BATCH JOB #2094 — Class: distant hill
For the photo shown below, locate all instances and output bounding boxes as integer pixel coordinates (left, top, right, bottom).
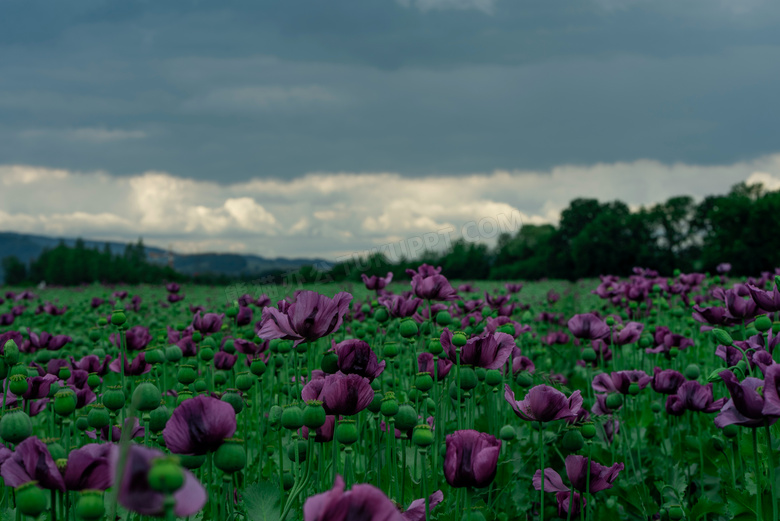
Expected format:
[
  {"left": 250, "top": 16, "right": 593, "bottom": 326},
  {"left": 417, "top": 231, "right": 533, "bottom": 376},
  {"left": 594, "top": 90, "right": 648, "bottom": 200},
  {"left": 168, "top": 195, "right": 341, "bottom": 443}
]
[{"left": 0, "top": 232, "right": 326, "bottom": 283}]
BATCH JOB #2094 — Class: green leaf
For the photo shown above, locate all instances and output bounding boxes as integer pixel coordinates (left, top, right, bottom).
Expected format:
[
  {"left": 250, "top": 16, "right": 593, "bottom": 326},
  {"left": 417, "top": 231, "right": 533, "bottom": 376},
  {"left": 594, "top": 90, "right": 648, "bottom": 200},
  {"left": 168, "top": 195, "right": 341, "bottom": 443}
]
[
  {"left": 243, "top": 481, "right": 282, "bottom": 521},
  {"left": 689, "top": 496, "right": 726, "bottom": 520}
]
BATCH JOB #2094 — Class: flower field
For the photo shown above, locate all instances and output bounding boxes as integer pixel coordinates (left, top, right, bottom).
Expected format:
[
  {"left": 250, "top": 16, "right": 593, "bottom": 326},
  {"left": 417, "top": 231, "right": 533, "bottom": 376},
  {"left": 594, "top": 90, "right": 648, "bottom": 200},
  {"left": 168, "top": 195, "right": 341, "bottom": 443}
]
[{"left": 0, "top": 265, "right": 777, "bottom": 521}]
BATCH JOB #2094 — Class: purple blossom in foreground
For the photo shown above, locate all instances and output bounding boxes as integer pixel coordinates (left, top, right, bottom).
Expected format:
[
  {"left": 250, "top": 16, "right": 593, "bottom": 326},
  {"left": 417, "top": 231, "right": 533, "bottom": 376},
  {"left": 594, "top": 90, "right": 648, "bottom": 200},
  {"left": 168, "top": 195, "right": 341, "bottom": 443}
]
[
  {"left": 257, "top": 291, "right": 352, "bottom": 346},
  {"left": 505, "top": 384, "right": 583, "bottom": 423},
  {"left": 163, "top": 395, "right": 237, "bottom": 455},
  {"left": 444, "top": 430, "right": 501, "bottom": 488}
]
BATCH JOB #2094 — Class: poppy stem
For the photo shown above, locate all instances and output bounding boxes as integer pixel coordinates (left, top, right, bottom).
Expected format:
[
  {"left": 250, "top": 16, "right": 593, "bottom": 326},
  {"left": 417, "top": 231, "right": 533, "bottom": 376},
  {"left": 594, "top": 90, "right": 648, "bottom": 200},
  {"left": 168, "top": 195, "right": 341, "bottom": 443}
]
[
  {"left": 764, "top": 421, "right": 777, "bottom": 521},
  {"left": 539, "top": 421, "right": 545, "bottom": 521},
  {"left": 421, "top": 448, "right": 430, "bottom": 521},
  {"left": 753, "top": 427, "right": 763, "bottom": 521}
]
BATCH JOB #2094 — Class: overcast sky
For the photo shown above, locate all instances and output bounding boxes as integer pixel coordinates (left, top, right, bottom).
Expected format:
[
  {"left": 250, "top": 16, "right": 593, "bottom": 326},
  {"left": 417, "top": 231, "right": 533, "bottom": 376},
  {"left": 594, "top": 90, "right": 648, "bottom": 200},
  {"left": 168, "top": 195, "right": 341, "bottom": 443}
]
[{"left": 2, "top": 0, "right": 780, "bottom": 258}]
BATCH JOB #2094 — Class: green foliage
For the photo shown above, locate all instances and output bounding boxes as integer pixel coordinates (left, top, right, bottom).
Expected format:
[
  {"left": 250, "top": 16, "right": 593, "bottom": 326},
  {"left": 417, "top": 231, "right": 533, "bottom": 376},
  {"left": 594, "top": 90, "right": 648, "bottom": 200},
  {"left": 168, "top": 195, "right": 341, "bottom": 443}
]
[{"left": 242, "top": 481, "right": 282, "bottom": 521}]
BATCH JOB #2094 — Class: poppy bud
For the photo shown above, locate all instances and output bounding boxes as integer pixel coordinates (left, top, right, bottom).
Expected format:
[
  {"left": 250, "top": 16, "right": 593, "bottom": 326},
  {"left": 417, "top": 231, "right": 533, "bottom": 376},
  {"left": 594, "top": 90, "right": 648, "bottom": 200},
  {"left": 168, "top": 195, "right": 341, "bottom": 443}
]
[
  {"left": 102, "top": 386, "right": 126, "bottom": 411},
  {"left": 0, "top": 408, "right": 32, "bottom": 443},
  {"left": 561, "top": 429, "right": 584, "bottom": 452},
  {"left": 712, "top": 329, "right": 733, "bottom": 346},
  {"left": 452, "top": 331, "right": 468, "bottom": 347},
  {"left": 395, "top": 404, "right": 418, "bottom": 431},
  {"left": 303, "top": 401, "right": 326, "bottom": 429},
  {"left": 111, "top": 310, "right": 126, "bottom": 326},
  {"left": 582, "top": 348, "right": 597, "bottom": 363},
  {"left": 75, "top": 490, "right": 105, "bottom": 521},
  {"left": 383, "top": 342, "right": 399, "bottom": 359},
  {"left": 177, "top": 365, "right": 197, "bottom": 385},
  {"left": 413, "top": 424, "right": 434, "bottom": 447},
  {"left": 148, "top": 457, "right": 185, "bottom": 494},
  {"left": 651, "top": 402, "right": 662, "bottom": 413},
  {"left": 191, "top": 331, "right": 203, "bottom": 343},
  {"left": 283, "top": 472, "right": 294, "bottom": 490},
  {"left": 226, "top": 306, "right": 239, "bottom": 319},
  {"left": 16, "top": 482, "right": 47, "bottom": 518},
  {"left": 216, "top": 439, "right": 247, "bottom": 473},
  {"left": 436, "top": 311, "right": 452, "bottom": 326},
  {"left": 199, "top": 347, "right": 214, "bottom": 362},
  {"left": 499, "top": 425, "right": 516, "bottom": 441},
  {"left": 149, "top": 404, "right": 170, "bottom": 433},
  {"left": 605, "top": 316, "right": 615, "bottom": 327},
  {"left": 221, "top": 390, "right": 244, "bottom": 414},
  {"left": 485, "top": 369, "right": 502, "bottom": 387},
  {"left": 628, "top": 382, "right": 640, "bottom": 396},
  {"left": 321, "top": 351, "right": 339, "bottom": 374},
  {"left": 286, "top": 440, "right": 308, "bottom": 463},
  {"left": 336, "top": 419, "right": 358, "bottom": 445},
  {"left": 710, "top": 436, "right": 725, "bottom": 452},
  {"left": 76, "top": 414, "right": 89, "bottom": 431},
  {"left": 416, "top": 372, "right": 434, "bottom": 392},
  {"left": 668, "top": 506, "right": 684, "bottom": 520},
  {"left": 87, "top": 373, "right": 101, "bottom": 389},
  {"left": 684, "top": 364, "right": 700, "bottom": 380},
  {"left": 458, "top": 366, "right": 478, "bottom": 391},
  {"left": 399, "top": 319, "right": 419, "bottom": 339},
  {"left": 54, "top": 390, "right": 77, "bottom": 416},
  {"left": 133, "top": 382, "right": 162, "bottom": 412},
  {"left": 427, "top": 339, "right": 443, "bottom": 356},
  {"left": 722, "top": 424, "right": 739, "bottom": 438},
  {"left": 669, "top": 347, "right": 679, "bottom": 358},
  {"left": 736, "top": 360, "right": 747, "bottom": 373},
  {"left": 515, "top": 372, "right": 533, "bottom": 388},
  {"left": 180, "top": 454, "right": 206, "bottom": 470},
  {"left": 281, "top": 405, "right": 304, "bottom": 430},
  {"left": 375, "top": 308, "right": 389, "bottom": 323},
  {"left": 87, "top": 404, "right": 111, "bottom": 429},
  {"left": 381, "top": 393, "right": 399, "bottom": 417},
  {"left": 580, "top": 422, "right": 597, "bottom": 439},
  {"left": 606, "top": 393, "right": 623, "bottom": 409},
  {"left": 250, "top": 358, "right": 267, "bottom": 377},
  {"left": 9, "top": 374, "right": 28, "bottom": 396},
  {"left": 235, "top": 372, "right": 253, "bottom": 392}
]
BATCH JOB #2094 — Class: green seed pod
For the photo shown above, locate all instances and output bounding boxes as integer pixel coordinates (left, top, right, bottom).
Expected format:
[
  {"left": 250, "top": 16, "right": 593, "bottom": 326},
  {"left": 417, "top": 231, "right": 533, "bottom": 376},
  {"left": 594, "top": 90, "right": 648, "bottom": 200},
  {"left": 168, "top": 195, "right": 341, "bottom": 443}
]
[
  {"left": 226, "top": 306, "right": 239, "bottom": 319},
  {"left": 192, "top": 332, "right": 203, "bottom": 343},
  {"left": 213, "top": 372, "right": 227, "bottom": 386},
  {"left": 485, "top": 369, "right": 502, "bottom": 387},
  {"left": 582, "top": 348, "right": 597, "bottom": 363},
  {"left": 15, "top": 482, "right": 47, "bottom": 518},
  {"left": 475, "top": 368, "right": 486, "bottom": 382},
  {"left": 75, "top": 490, "right": 105, "bottom": 521},
  {"left": 499, "top": 425, "right": 516, "bottom": 441},
  {"left": 452, "top": 331, "right": 468, "bottom": 347},
  {"left": 412, "top": 424, "right": 434, "bottom": 447},
  {"left": 606, "top": 393, "right": 623, "bottom": 410},
  {"left": 88, "top": 329, "right": 102, "bottom": 343},
  {"left": 87, "top": 405, "right": 111, "bottom": 429},
  {"left": 149, "top": 404, "right": 171, "bottom": 433},
  {"left": 46, "top": 440, "right": 66, "bottom": 461},
  {"left": 303, "top": 401, "right": 326, "bottom": 429},
  {"left": 235, "top": 372, "right": 254, "bottom": 392},
  {"left": 395, "top": 404, "right": 418, "bottom": 431},
  {"left": 145, "top": 348, "right": 165, "bottom": 365},
  {"left": 416, "top": 372, "right": 434, "bottom": 392},
  {"left": 54, "top": 390, "right": 77, "bottom": 417},
  {"left": 215, "top": 439, "right": 247, "bottom": 473},
  {"left": 496, "top": 324, "right": 515, "bottom": 336},
  {"left": 436, "top": 311, "right": 452, "bottom": 326},
  {"left": 368, "top": 392, "right": 383, "bottom": 414},
  {"left": 335, "top": 419, "right": 358, "bottom": 445},
  {"left": 580, "top": 423, "right": 597, "bottom": 439},
  {"left": 199, "top": 347, "right": 214, "bottom": 362},
  {"left": 86, "top": 373, "right": 101, "bottom": 389},
  {"left": 133, "top": 382, "right": 162, "bottom": 412},
  {"left": 383, "top": 342, "right": 399, "bottom": 359},
  {"left": 628, "top": 382, "right": 640, "bottom": 396},
  {"left": 102, "top": 386, "right": 126, "bottom": 411},
  {"left": 458, "top": 366, "right": 478, "bottom": 391},
  {"left": 0, "top": 408, "right": 32, "bottom": 444},
  {"left": 250, "top": 358, "right": 267, "bottom": 377},
  {"left": 9, "top": 374, "right": 28, "bottom": 396},
  {"left": 427, "top": 339, "right": 443, "bottom": 356},
  {"left": 283, "top": 472, "right": 294, "bottom": 491},
  {"left": 179, "top": 453, "right": 207, "bottom": 470},
  {"left": 668, "top": 506, "right": 684, "bottom": 520},
  {"left": 58, "top": 367, "right": 71, "bottom": 381},
  {"left": 165, "top": 345, "right": 183, "bottom": 363},
  {"left": 561, "top": 429, "right": 584, "bottom": 452},
  {"left": 281, "top": 405, "right": 304, "bottom": 430},
  {"left": 221, "top": 390, "right": 244, "bottom": 414},
  {"left": 669, "top": 347, "right": 679, "bottom": 358},
  {"left": 515, "top": 372, "right": 533, "bottom": 388},
  {"left": 176, "top": 390, "right": 193, "bottom": 406},
  {"left": 193, "top": 379, "right": 208, "bottom": 393},
  {"left": 9, "top": 364, "right": 27, "bottom": 377},
  {"left": 277, "top": 341, "right": 292, "bottom": 354},
  {"left": 4, "top": 341, "right": 19, "bottom": 365},
  {"left": 375, "top": 307, "right": 389, "bottom": 323},
  {"left": 684, "top": 364, "right": 700, "bottom": 380},
  {"left": 148, "top": 457, "right": 185, "bottom": 493},
  {"left": 712, "top": 328, "right": 733, "bottom": 346},
  {"left": 321, "top": 351, "right": 339, "bottom": 374},
  {"left": 380, "top": 393, "right": 399, "bottom": 417},
  {"left": 399, "top": 319, "right": 418, "bottom": 338},
  {"left": 723, "top": 424, "right": 739, "bottom": 438},
  {"left": 651, "top": 402, "right": 662, "bottom": 413},
  {"left": 110, "top": 310, "right": 127, "bottom": 326},
  {"left": 286, "top": 440, "right": 308, "bottom": 463}
]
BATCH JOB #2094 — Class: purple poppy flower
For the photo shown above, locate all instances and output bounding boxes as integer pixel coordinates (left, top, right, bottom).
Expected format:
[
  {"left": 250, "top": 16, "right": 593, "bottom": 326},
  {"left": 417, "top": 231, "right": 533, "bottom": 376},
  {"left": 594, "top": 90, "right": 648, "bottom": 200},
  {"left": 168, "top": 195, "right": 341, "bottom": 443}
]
[
  {"left": 0, "top": 313, "right": 14, "bottom": 326},
  {"left": 541, "top": 332, "right": 571, "bottom": 346},
  {"left": 612, "top": 322, "right": 644, "bottom": 345},
  {"left": 651, "top": 368, "right": 686, "bottom": 395},
  {"left": 362, "top": 272, "right": 393, "bottom": 291},
  {"left": 406, "top": 264, "right": 442, "bottom": 278},
  {"left": 303, "top": 475, "right": 404, "bottom": 521},
  {"left": 533, "top": 455, "right": 624, "bottom": 495},
  {"left": 510, "top": 347, "right": 535, "bottom": 375},
  {"left": 116, "top": 444, "right": 206, "bottom": 517},
  {"left": 64, "top": 443, "right": 115, "bottom": 491},
  {"left": 401, "top": 491, "right": 444, "bottom": 521},
  {"left": 91, "top": 297, "right": 105, "bottom": 308},
  {"left": 109, "top": 353, "right": 151, "bottom": 376},
  {"left": 166, "top": 282, "right": 181, "bottom": 293},
  {"left": 444, "top": 430, "right": 501, "bottom": 488},
  {"left": 257, "top": 291, "right": 352, "bottom": 346},
  {"left": 26, "top": 329, "right": 72, "bottom": 352},
  {"left": 666, "top": 381, "right": 726, "bottom": 416},
  {"left": 761, "top": 364, "right": 780, "bottom": 418},
  {"left": 71, "top": 354, "right": 112, "bottom": 375},
  {"left": 592, "top": 370, "right": 652, "bottom": 395},
  {"left": 23, "top": 374, "right": 58, "bottom": 400},
  {"left": 417, "top": 352, "right": 453, "bottom": 380},
  {"left": 236, "top": 305, "right": 253, "bottom": 327},
  {"left": 717, "top": 263, "right": 732, "bottom": 274},
  {"left": 409, "top": 272, "right": 457, "bottom": 302},
  {"left": 302, "top": 415, "right": 336, "bottom": 443},
  {"left": 458, "top": 283, "right": 478, "bottom": 293},
  {"left": 234, "top": 338, "right": 269, "bottom": 358},
  {"left": 163, "top": 395, "right": 237, "bottom": 455},
  {"left": 724, "top": 288, "right": 758, "bottom": 320},
  {"left": 1, "top": 436, "right": 65, "bottom": 491},
  {"left": 378, "top": 294, "right": 421, "bottom": 319},
  {"left": 714, "top": 370, "right": 776, "bottom": 428},
  {"left": 567, "top": 314, "right": 610, "bottom": 341},
  {"left": 591, "top": 393, "right": 621, "bottom": 416},
  {"left": 505, "top": 283, "right": 523, "bottom": 294},
  {"left": 301, "top": 372, "right": 374, "bottom": 416},
  {"left": 504, "top": 384, "right": 583, "bottom": 423},
  {"left": 213, "top": 351, "right": 237, "bottom": 370},
  {"left": 333, "top": 339, "right": 385, "bottom": 381},
  {"left": 113, "top": 291, "right": 128, "bottom": 300},
  {"left": 87, "top": 417, "right": 145, "bottom": 443},
  {"left": 440, "top": 329, "right": 514, "bottom": 369},
  {"left": 167, "top": 293, "right": 185, "bottom": 303},
  {"left": 486, "top": 316, "right": 531, "bottom": 339},
  {"left": 547, "top": 290, "right": 561, "bottom": 304},
  {"left": 110, "top": 326, "right": 152, "bottom": 351},
  {"left": 192, "top": 311, "right": 224, "bottom": 335}
]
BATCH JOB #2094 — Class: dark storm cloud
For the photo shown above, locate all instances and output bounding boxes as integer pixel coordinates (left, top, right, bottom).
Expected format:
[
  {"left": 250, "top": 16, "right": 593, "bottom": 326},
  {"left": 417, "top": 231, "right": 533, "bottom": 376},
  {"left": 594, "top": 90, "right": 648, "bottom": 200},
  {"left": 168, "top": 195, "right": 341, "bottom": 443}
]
[{"left": 1, "top": 0, "right": 779, "bottom": 182}]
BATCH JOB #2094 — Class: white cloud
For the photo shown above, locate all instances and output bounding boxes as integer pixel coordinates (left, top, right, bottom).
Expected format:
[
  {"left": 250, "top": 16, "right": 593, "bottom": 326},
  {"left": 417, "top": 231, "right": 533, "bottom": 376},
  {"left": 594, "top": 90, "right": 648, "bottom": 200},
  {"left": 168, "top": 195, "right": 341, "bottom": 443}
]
[
  {"left": 19, "top": 127, "right": 147, "bottom": 142},
  {"left": 397, "top": 0, "right": 497, "bottom": 14},
  {"left": 182, "top": 86, "right": 339, "bottom": 113},
  {"left": 2, "top": 153, "right": 780, "bottom": 258}
]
